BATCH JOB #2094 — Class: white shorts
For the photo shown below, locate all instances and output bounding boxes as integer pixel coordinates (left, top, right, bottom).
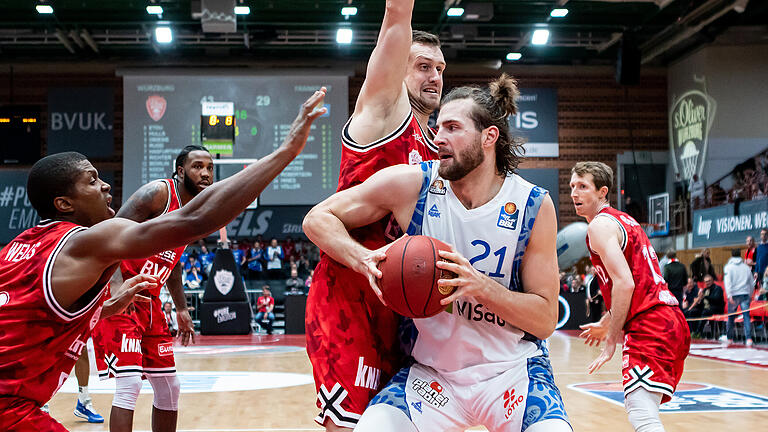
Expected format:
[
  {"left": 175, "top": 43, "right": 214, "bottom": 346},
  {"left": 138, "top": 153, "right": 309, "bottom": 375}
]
[{"left": 368, "top": 355, "right": 570, "bottom": 432}]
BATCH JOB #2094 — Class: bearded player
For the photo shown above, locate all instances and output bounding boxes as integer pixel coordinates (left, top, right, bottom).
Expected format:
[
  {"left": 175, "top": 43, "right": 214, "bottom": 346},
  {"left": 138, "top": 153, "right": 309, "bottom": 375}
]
[
  {"left": 304, "top": 0, "right": 444, "bottom": 430},
  {"left": 91, "top": 145, "right": 211, "bottom": 431},
  {"left": 571, "top": 161, "right": 690, "bottom": 432},
  {"left": 0, "top": 88, "right": 325, "bottom": 431}
]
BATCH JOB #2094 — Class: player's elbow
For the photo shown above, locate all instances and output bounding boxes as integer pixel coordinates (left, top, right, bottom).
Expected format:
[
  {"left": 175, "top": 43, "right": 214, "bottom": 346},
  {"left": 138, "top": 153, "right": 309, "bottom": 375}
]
[{"left": 302, "top": 207, "right": 324, "bottom": 245}]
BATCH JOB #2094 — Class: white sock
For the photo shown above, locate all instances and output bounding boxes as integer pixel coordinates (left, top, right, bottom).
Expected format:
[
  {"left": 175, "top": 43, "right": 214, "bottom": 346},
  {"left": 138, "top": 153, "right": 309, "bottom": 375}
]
[{"left": 78, "top": 386, "right": 90, "bottom": 403}]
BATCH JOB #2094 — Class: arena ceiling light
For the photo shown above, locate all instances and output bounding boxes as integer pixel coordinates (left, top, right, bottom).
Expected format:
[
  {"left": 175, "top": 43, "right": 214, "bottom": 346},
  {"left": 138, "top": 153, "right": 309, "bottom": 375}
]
[
  {"left": 531, "top": 28, "right": 550, "bottom": 45},
  {"left": 146, "top": 5, "right": 163, "bottom": 15},
  {"left": 234, "top": 5, "right": 250, "bottom": 15},
  {"left": 550, "top": 8, "right": 569, "bottom": 18},
  {"left": 506, "top": 52, "right": 522, "bottom": 61},
  {"left": 447, "top": 7, "right": 464, "bottom": 17},
  {"left": 336, "top": 28, "right": 353, "bottom": 44},
  {"left": 35, "top": 2, "right": 54, "bottom": 14},
  {"left": 155, "top": 25, "right": 173, "bottom": 44},
  {"left": 341, "top": 6, "right": 357, "bottom": 17}
]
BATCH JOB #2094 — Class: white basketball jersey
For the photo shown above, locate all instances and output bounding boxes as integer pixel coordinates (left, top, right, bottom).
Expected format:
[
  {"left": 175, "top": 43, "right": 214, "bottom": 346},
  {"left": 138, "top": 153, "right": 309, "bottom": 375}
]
[{"left": 405, "top": 161, "right": 550, "bottom": 384}]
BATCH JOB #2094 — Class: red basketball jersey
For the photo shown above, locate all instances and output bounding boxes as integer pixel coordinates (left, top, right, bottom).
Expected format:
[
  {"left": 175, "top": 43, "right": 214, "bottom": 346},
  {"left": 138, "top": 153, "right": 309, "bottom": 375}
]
[
  {"left": 0, "top": 220, "right": 108, "bottom": 405},
  {"left": 338, "top": 111, "right": 438, "bottom": 249},
  {"left": 120, "top": 179, "right": 185, "bottom": 296},
  {"left": 586, "top": 206, "right": 678, "bottom": 324}
]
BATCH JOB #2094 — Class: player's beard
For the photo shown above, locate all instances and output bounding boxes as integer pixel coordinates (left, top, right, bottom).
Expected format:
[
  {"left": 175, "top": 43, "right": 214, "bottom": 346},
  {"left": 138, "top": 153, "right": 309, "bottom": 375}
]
[
  {"left": 438, "top": 138, "right": 485, "bottom": 181},
  {"left": 183, "top": 174, "right": 201, "bottom": 197},
  {"left": 407, "top": 87, "right": 438, "bottom": 117}
]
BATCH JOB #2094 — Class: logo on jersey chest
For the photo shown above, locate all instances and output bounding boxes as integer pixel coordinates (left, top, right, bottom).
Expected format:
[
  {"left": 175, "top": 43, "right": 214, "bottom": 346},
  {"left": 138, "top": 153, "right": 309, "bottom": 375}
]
[
  {"left": 429, "top": 179, "right": 446, "bottom": 195},
  {"left": 121, "top": 334, "right": 142, "bottom": 353},
  {"left": 408, "top": 149, "right": 423, "bottom": 165},
  {"left": 354, "top": 356, "right": 381, "bottom": 390},
  {"left": 412, "top": 379, "right": 449, "bottom": 408},
  {"left": 428, "top": 204, "right": 441, "bottom": 218},
  {"left": 497, "top": 202, "right": 519, "bottom": 231}
]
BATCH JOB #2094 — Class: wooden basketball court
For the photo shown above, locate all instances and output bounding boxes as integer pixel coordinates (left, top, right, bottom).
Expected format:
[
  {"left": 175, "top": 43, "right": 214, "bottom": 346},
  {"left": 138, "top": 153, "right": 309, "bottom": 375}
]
[{"left": 49, "top": 331, "right": 768, "bottom": 431}]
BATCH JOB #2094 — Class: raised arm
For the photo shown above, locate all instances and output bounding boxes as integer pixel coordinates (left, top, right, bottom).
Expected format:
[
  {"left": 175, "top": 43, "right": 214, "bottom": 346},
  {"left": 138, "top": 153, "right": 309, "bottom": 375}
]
[
  {"left": 303, "top": 163, "right": 422, "bottom": 272},
  {"left": 347, "top": 0, "right": 415, "bottom": 143},
  {"left": 52, "top": 89, "right": 327, "bottom": 309}
]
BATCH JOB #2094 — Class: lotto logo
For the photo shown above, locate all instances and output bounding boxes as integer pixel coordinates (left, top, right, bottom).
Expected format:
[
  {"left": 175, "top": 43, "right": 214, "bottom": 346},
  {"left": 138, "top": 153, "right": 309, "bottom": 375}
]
[
  {"left": 503, "top": 388, "right": 524, "bottom": 420},
  {"left": 158, "top": 342, "right": 174, "bottom": 356}
]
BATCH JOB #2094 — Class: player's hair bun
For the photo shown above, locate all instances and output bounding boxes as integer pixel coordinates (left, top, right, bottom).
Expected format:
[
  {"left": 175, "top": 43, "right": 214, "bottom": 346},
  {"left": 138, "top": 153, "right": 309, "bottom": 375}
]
[{"left": 489, "top": 73, "right": 520, "bottom": 118}]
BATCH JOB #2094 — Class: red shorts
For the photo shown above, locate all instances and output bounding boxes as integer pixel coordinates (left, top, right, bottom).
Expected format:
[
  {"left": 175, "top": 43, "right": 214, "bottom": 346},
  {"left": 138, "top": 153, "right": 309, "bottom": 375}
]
[
  {"left": 622, "top": 305, "right": 691, "bottom": 403},
  {"left": 0, "top": 396, "right": 68, "bottom": 432},
  {"left": 305, "top": 258, "right": 404, "bottom": 428},
  {"left": 92, "top": 295, "right": 175, "bottom": 379}
]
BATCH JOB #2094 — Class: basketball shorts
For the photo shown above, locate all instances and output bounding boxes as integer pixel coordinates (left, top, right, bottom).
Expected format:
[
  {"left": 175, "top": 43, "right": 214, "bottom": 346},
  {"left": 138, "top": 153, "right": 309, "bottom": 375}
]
[
  {"left": 0, "top": 396, "right": 68, "bottom": 432},
  {"left": 622, "top": 304, "right": 691, "bottom": 403},
  {"left": 93, "top": 295, "right": 176, "bottom": 380},
  {"left": 305, "top": 258, "right": 404, "bottom": 428},
  {"left": 368, "top": 355, "right": 571, "bottom": 432}
]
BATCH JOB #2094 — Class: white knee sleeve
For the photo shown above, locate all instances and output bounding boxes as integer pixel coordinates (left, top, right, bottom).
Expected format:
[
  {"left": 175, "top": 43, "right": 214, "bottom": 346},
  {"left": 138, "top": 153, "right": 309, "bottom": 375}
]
[
  {"left": 625, "top": 388, "right": 665, "bottom": 432},
  {"left": 354, "top": 404, "right": 417, "bottom": 432},
  {"left": 147, "top": 374, "right": 181, "bottom": 411},
  {"left": 113, "top": 375, "right": 143, "bottom": 411}
]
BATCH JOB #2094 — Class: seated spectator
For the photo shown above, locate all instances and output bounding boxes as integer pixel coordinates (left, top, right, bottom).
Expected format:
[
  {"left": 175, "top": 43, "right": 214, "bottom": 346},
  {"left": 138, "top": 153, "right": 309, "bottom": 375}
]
[
  {"left": 266, "top": 238, "right": 285, "bottom": 279},
  {"left": 254, "top": 286, "right": 275, "bottom": 335},
  {"left": 691, "top": 275, "right": 725, "bottom": 337},
  {"left": 286, "top": 268, "right": 305, "bottom": 295},
  {"left": 297, "top": 254, "right": 312, "bottom": 279},
  {"left": 185, "top": 255, "right": 201, "bottom": 273},
  {"left": 184, "top": 266, "right": 203, "bottom": 289},
  {"left": 246, "top": 242, "right": 265, "bottom": 280},
  {"left": 682, "top": 277, "right": 700, "bottom": 315},
  {"left": 305, "top": 269, "right": 314, "bottom": 291},
  {"left": 199, "top": 244, "right": 215, "bottom": 276},
  {"left": 163, "top": 301, "right": 179, "bottom": 337}
]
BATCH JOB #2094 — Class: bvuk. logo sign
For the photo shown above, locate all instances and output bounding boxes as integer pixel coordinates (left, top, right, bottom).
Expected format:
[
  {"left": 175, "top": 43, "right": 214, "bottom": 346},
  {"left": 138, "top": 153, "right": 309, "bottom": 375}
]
[{"left": 570, "top": 382, "right": 768, "bottom": 413}]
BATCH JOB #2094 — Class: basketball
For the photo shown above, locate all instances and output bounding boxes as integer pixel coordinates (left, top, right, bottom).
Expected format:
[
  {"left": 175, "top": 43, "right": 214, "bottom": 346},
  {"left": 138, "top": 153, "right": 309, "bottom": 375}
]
[{"left": 378, "top": 235, "right": 456, "bottom": 318}]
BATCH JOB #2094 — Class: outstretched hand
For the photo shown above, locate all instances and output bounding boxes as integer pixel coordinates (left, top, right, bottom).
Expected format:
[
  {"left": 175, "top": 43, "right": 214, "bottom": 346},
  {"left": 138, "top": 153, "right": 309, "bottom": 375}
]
[
  {"left": 579, "top": 322, "right": 608, "bottom": 347},
  {"left": 102, "top": 274, "right": 160, "bottom": 318},
  {"left": 282, "top": 87, "right": 328, "bottom": 156},
  {"left": 587, "top": 333, "right": 620, "bottom": 374}
]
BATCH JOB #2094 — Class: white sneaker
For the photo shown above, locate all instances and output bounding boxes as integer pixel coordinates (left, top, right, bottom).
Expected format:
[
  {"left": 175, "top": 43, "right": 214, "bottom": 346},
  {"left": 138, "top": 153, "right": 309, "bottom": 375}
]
[
  {"left": 718, "top": 335, "right": 728, "bottom": 342},
  {"left": 746, "top": 339, "right": 754, "bottom": 347}
]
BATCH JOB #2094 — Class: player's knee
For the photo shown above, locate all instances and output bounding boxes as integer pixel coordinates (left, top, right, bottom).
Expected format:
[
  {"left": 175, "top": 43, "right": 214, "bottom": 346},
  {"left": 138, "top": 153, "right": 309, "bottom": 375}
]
[
  {"left": 147, "top": 374, "right": 181, "bottom": 411},
  {"left": 625, "top": 389, "right": 665, "bottom": 432},
  {"left": 524, "top": 418, "right": 573, "bottom": 432},
  {"left": 354, "top": 404, "right": 416, "bottom": 432},
  {"left": 113, "top": 375, "right": 143, "bottom": 411}
]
